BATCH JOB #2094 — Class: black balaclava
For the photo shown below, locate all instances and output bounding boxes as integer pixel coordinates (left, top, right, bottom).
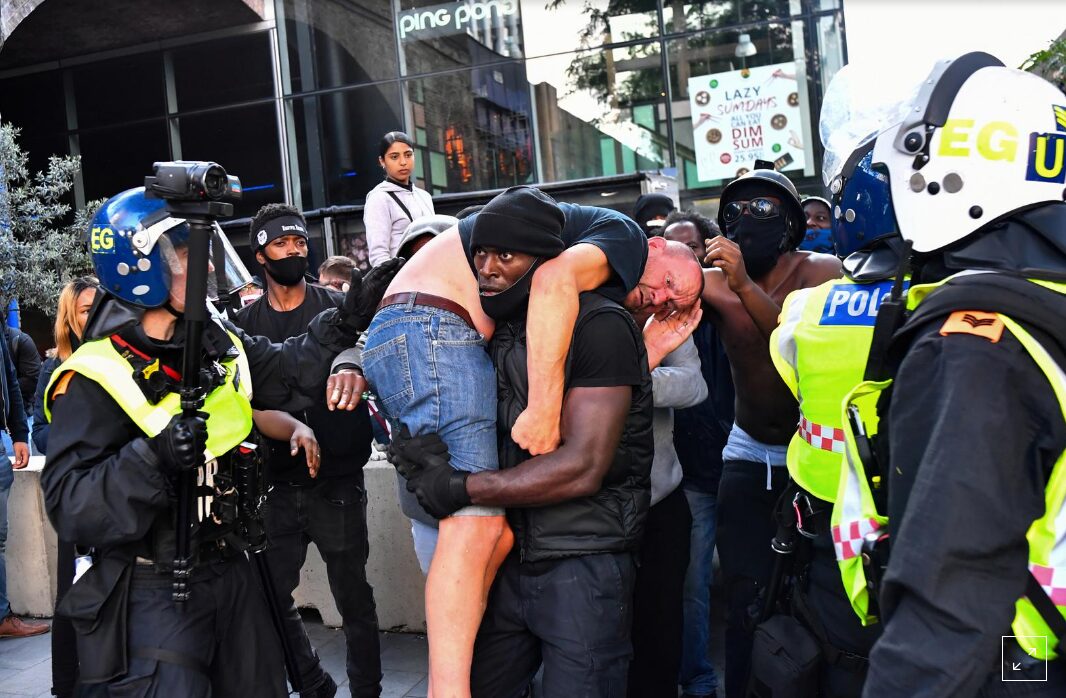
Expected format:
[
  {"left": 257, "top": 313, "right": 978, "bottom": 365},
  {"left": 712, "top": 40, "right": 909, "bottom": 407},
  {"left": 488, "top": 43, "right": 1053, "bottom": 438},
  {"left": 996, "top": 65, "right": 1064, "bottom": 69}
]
[
  {"left": 726, "top": 215, "right": 786, "bottom": 280},
  {"left": 633, "top": 193, "right": 676, "bottom": 237},
  {"left": 252, "top": 214, "right": 310, "bottom": 287},
  {"left": 470, "top": 186, "right": 565, "bottom": 320}
]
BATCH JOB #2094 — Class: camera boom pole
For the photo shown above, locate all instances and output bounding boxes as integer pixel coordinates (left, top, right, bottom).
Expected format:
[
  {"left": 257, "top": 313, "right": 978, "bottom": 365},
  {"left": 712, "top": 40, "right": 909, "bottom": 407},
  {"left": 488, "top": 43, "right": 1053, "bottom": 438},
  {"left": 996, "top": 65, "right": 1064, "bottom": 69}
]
[{"left": 172, "top": 214, "right": 214, "bottom": 603}]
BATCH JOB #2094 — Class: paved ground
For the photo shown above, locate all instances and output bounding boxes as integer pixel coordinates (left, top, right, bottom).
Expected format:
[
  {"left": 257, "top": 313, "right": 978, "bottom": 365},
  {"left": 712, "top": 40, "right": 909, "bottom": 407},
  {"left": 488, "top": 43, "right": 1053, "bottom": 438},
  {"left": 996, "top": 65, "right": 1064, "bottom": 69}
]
[{"left": 0, "top": 602, "right": 725, "bottom": 697}]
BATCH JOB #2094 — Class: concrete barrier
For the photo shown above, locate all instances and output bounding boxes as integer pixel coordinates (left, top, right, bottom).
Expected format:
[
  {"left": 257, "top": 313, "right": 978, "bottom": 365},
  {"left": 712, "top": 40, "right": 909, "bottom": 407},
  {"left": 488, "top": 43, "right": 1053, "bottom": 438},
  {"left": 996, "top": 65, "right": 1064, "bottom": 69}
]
[
  {"left": 7, "top": 457, "right": 58, "bottom": 617},
  {"left": 7, "top": 454, "right": 426, "bottom": 631},
  {"left": 293, "top": 454, "right": 427, "bottom": 631}
]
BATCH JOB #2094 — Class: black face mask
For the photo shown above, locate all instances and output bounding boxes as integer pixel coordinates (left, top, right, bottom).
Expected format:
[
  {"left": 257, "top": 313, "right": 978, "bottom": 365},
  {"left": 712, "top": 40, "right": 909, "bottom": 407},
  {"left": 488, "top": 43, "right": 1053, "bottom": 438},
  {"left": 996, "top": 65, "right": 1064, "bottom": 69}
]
[
  {"left": 263, "top": 255, "right": 308, "bottom": 287},
  {"left": 480, "top": 259, "right": 543, "bottom": 321},
  {"left": 726, "top": 216, "right": 785, "bottom": 280}
]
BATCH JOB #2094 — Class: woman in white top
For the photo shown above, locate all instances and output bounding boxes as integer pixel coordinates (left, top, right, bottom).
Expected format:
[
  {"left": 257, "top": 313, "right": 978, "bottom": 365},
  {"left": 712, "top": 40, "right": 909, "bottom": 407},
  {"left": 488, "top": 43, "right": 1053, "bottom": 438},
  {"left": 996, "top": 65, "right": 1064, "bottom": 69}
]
[{"left": 363, "top": 131, "right": 435, "bottom": 266}]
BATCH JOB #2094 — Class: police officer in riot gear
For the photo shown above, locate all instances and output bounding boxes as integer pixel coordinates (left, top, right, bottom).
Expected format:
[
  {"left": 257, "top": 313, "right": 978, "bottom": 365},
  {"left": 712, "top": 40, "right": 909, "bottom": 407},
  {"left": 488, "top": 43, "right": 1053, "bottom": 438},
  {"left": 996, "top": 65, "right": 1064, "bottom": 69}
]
[
  {"left": 41, "top": 184, "right": 400, "bottom": 696},
  {"left": 758, "top": 128, "right": 906, "bottom": 696},
  {"left": 840, "top": 53, "right": 1066, "bottom": 695}
]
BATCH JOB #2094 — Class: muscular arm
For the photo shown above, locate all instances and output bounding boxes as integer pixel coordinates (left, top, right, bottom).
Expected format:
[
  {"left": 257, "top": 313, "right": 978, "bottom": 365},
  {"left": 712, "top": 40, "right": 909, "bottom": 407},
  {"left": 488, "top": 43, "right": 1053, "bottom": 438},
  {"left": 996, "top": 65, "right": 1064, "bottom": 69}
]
[
  {"left": 518, "top": 244, "right": 613, "bottom": 453},
  {"left": 866, "top": 329, "right": 1059, "bottom": 697},
  {"left": 466, "top": 384, "right": 631, "bottom": 507}
]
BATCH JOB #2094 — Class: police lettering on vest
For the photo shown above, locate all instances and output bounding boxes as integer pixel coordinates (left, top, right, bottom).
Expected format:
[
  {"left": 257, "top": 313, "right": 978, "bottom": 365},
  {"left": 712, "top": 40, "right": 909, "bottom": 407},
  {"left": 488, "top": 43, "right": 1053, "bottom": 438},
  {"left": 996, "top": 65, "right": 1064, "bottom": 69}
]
[{"left": 820, "top": 281, "right": 894, "bottom": 326}]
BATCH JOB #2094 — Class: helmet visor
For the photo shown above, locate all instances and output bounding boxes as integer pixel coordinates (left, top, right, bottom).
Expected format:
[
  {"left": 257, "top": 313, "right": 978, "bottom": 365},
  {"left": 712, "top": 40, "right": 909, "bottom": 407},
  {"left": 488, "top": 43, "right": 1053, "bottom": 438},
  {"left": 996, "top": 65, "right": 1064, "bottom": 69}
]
[
  {"left": 819, "top": 63, "right": 925, "bottom": 186},
  {"left": 157, "top": 230, "right": 219, "bottom": 310}
]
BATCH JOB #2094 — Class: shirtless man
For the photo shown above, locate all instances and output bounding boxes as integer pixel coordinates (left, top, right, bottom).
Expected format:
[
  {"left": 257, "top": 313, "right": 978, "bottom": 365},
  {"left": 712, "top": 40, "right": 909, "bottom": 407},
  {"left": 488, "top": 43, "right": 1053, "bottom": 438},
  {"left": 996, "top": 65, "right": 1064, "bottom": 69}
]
[
  {"left": 699, "top": 168, "right": 841, "bottom": 698},
  {"left": 360, "top": 186, "right": 699, "bottom": 697}
]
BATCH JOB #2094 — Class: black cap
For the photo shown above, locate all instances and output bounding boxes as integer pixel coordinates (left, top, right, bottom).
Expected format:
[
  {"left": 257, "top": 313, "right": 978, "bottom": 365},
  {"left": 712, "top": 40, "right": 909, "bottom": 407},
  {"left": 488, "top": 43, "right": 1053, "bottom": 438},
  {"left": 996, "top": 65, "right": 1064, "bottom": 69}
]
[{"left": 470, "top": 186, "right": 565, "bottom": 259}]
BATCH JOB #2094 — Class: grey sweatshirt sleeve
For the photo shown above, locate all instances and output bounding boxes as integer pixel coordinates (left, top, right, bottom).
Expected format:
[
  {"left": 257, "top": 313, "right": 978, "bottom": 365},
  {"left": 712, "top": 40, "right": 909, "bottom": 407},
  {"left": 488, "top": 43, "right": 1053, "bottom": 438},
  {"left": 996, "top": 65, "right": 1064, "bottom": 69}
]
[
  {"left": 363, "top": 188, "right": 396, "bottom": 267},
  {"left": 651, "top": 337, "right": 708, "bottom": 409}
]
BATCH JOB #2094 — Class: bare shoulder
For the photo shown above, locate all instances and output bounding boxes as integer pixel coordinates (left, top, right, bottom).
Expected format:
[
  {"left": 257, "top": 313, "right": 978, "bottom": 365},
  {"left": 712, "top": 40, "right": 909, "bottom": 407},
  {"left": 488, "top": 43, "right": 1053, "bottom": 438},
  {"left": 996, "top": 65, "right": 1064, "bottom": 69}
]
[
  {"left": 796, "top": 251, "right": 843, "bottom": 285},
  {"left": 701, "top": 267, "right": 729, "bottom": 304}
]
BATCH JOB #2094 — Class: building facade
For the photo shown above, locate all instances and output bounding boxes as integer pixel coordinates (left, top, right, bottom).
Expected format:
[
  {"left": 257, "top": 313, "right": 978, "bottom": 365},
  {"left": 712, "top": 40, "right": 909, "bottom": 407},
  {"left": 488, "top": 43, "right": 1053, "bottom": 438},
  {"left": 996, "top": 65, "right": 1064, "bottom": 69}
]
[{"left": 0, "top": 0, "right": 846, "bottom": 263}]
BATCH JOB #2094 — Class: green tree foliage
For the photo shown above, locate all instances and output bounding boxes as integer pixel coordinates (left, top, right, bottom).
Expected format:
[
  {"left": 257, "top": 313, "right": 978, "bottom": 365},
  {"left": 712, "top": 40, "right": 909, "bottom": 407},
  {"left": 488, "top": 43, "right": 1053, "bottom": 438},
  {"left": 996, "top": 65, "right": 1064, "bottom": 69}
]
[
  {"left": 1021, "top": 36, "right": 1066, "bottom": 93},
  {"left": 0, "top": 123, "right": 100, "bottom": 312}
]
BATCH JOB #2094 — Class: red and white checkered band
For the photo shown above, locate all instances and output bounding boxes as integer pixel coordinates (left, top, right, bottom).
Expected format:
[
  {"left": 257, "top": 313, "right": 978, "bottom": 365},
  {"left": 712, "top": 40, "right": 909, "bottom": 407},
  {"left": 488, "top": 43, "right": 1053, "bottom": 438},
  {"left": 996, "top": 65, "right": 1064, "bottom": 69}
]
[
  {"left": 832, "top": 517, "right": 881, "bottom": 561},
  {"left": 1029, "top": 563, "right": 1066, "bottom": 607},
  {"left": 799, "top": 415, "right": 846, "bottom": 454}
]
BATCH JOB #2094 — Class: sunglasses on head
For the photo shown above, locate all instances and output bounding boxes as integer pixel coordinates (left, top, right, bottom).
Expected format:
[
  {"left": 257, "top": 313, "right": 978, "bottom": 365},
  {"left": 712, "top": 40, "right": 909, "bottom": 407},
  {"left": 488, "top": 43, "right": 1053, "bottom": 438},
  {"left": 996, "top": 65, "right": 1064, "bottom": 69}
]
[{"left": 721, "top": 197, "right": 780, "bottom": 224}]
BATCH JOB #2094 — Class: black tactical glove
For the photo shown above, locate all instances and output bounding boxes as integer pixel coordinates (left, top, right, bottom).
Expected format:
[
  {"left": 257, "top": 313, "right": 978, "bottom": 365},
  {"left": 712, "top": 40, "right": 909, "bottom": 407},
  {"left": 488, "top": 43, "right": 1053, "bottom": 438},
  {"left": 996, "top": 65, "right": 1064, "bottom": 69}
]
[
  {"left": 340, "top": 257, "right": 406, "bottom": 333},
  {"left": 149, "top": 412, "right": 209, "bottom": 477},
  {"left": 387, "top": 425, "right": 471, "bottom": 519}
]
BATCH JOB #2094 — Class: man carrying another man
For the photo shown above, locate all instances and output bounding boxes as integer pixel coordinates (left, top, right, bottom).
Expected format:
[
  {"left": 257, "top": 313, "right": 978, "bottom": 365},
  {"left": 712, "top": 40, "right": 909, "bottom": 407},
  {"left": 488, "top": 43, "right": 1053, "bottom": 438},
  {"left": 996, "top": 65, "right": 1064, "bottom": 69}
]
[
  {"left": 362, "top": 185, "right": 703, "bottom": 695},
  {"left": 390, "top": 193, "right": 702, "bottom": 695}
]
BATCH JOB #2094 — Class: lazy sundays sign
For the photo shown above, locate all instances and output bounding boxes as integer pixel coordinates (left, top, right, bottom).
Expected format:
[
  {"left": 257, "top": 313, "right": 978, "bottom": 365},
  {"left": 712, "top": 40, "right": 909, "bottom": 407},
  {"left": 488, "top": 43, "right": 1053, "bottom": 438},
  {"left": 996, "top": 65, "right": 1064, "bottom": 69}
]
[{"left": 687, "top": 61, "right": 807, "bottom": 181}]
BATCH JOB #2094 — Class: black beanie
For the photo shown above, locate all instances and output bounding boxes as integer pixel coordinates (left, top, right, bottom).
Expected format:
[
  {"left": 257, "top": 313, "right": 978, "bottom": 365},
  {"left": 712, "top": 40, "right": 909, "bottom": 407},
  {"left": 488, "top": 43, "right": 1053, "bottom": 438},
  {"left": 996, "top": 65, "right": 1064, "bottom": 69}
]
[{"left": 470, "top": 186, "right": 565, "bottom": 259}]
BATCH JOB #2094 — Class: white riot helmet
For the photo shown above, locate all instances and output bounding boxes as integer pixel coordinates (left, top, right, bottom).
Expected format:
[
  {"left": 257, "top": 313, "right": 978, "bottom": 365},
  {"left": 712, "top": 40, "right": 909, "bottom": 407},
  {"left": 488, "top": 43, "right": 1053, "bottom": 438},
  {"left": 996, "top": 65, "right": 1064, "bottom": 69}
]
[{"left": 872, "top": 51, "right": 1066, "bottom": 253}]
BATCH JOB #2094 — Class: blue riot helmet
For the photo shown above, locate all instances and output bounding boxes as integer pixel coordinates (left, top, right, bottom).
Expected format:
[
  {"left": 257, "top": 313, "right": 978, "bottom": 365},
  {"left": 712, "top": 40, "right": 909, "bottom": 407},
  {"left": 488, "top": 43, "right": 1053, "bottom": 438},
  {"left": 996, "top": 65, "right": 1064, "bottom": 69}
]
[
  {"left": 90, "top": 187, "right": 248, "bottom": 309},
  {"left": 829, "top": 144, "right": 899, "bottom": 259}
]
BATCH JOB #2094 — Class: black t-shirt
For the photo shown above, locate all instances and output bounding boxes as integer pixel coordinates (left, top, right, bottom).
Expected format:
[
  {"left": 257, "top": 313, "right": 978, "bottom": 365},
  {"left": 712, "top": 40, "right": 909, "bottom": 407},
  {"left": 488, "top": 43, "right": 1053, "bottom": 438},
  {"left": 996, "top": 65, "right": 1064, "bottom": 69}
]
[
  {"left": 233, "top": 284, "right": 371, "bottom": 484},
  {"left": 568, "top": 310, "right": 644, "bottom": 388},
  {"left": 458, "top": 202, "right": 648, "bottom": 304}
]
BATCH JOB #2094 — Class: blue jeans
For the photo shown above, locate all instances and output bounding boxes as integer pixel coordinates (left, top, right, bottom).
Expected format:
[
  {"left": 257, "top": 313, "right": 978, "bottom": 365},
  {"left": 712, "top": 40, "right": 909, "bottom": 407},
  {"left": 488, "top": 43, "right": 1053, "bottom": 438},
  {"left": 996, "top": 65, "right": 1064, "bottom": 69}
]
[
  {"left": 362, "top": 301, "right": 502, "bottom": 563},
  {"left": 1, "top": 440, "right": 10, "bottom": 618},
  {"left": 680, "top": 488, "right": 719, "bottom": 696}
]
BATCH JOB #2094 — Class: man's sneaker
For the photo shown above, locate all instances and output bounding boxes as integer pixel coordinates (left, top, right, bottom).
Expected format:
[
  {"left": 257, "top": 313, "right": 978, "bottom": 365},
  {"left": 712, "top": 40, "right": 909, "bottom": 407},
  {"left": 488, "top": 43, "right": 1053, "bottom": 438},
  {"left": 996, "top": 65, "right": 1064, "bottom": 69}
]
[
  {"left": 0, "top": 614, "right": 50, "bottom": 639},
  {"left": 300, "top": 673, "right": 337, "bottom": 698}
]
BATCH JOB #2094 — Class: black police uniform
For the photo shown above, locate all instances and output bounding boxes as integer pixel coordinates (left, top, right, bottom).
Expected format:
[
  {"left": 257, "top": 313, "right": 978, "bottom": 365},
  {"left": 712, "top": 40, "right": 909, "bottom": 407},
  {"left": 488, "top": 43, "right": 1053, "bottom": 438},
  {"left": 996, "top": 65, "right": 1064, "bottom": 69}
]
[
  {"left": 42, "top": 296, "right": 361, "bottom": 697},
  {"left": 865, "top": 220, "right": 1066, "bottom": 696}
]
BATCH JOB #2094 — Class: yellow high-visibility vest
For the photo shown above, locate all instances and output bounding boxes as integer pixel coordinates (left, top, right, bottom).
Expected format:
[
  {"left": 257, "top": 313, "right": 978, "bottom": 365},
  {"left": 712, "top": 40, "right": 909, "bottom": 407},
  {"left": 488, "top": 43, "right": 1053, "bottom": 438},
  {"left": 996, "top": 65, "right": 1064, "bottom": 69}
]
[{"left": 45, "top": 330, "right": 253, "bottom": 460}]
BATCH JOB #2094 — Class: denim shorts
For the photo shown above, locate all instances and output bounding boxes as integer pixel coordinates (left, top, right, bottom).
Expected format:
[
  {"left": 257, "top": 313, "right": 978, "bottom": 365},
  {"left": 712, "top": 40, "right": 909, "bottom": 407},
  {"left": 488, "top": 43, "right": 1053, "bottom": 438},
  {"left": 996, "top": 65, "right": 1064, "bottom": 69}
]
[{"left": 362, "top": 299, "right": 502, "bottom": 518}]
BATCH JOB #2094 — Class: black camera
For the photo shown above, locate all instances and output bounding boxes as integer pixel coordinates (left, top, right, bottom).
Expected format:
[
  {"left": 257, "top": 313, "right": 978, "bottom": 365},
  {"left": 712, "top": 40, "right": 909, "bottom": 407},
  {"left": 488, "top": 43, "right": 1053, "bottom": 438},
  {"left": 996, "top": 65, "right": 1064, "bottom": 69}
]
[{"left": 144, "top": 161, "right": 242, "bottom": 203}]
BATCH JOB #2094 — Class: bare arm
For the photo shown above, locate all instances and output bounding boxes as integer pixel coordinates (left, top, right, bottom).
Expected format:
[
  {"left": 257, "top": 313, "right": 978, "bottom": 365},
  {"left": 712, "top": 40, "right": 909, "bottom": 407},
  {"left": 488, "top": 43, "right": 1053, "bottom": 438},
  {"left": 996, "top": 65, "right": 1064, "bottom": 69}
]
[
  {"left": 703, "top": 236, "right": 781, "bottom": 340},
  {"left": 515, "top": 243, "right": 613, "bottom": 455},
  {"left": 467, "top": 385, "right": 630, "bottom": 507},
  {"left": 252, "top": 409, "right": 321, "bottom": 477}
]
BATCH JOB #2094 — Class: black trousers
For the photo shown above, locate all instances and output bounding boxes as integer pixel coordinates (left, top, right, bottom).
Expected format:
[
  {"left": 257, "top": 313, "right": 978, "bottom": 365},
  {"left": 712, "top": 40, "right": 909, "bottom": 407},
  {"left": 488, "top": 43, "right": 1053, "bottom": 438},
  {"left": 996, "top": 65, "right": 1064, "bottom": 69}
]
[
  {"left": 471, "top": 552, "right": 637, "bottom": 698},
  {"left": 52, "top": 540, "right": 79, "bottom": 698},
  {"left": 805, "top": 533, "right": 880, "bottom": 698},
  {"left": 83, "top": 558, "right": 288, "bottom": 697},
  {"left": 716, "top": 460, "right": 790, "bottom": 698},
  {"left": 627, "top": 487, "right": 692, "bottom": 697},
  {"left": 262, "top": 476, "right": 382, "bottom": 697}
]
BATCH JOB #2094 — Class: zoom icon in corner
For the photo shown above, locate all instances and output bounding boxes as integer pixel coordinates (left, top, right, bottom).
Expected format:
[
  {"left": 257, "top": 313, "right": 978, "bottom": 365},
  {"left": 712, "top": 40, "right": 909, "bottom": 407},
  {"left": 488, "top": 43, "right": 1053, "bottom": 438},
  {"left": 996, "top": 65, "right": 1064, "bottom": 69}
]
[{"left": 1002, "top": 636, "right": 1048, "bottom": 682}]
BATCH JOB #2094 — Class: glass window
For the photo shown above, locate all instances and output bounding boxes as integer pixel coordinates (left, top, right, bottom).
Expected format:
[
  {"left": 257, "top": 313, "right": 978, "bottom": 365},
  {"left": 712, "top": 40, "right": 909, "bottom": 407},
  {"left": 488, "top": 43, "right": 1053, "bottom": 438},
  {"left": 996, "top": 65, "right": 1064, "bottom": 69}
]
[
  {"left": 172, "top": 33, "right": 274, "bottom": 111},
  {"left": 178, "top": 103, "right": 283, "bottom": 218},
  {"left": 0, "top": 70, "right": 69, "bottom": 172},
  {"left": 520, "top": 1, "right": 660, "bottom": 58},
  {"left": 526, "top": 41, "right": 670, "bottom": 184},
  {"left": 663, "top": 0, "right": 796, "bottom": 32},
  {"left": 78, "top": 121, "right": 170, "bottom": 202},
  {"left": 287, "top": 82, "right": 404, "bottom": 210},
  {"left": 277, "top": 0, "right": 399, "bottom": 92},
  {"left": 398, "top": 0, "right": 525, "bottom": 75},
  {"left": 668, "top": 17, "right": 843, "bottom": 205},
  {"left": 73, "top": 54, "right": 165, "bottom": 129},
  {"left": 401, "top": 62, "right": 537, "bottom": 193}
]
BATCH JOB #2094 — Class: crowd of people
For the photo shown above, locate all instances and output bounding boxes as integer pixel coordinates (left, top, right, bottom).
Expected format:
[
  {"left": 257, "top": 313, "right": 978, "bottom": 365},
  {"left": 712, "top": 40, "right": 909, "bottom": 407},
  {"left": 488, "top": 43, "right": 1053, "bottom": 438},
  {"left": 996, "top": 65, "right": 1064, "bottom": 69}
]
[{"left": 1, "top": 50, "right": 1064, "bottom": 698}]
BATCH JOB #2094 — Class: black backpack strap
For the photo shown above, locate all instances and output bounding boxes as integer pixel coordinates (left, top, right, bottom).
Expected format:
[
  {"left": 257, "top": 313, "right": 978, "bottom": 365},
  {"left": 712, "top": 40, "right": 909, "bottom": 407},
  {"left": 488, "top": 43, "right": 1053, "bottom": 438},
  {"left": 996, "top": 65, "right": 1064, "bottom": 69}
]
[
  {"left": 1026, "top": 572, "right": 1066, "bottom": 643},
  {"left": 386, "top": 191, "right": 414, "bottom": 222}
]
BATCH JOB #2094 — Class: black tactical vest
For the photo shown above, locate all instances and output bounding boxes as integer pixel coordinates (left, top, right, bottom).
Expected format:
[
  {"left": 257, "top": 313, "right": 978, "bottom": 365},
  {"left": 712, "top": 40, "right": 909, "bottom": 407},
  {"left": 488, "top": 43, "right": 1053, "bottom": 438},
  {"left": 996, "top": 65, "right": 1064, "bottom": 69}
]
[{"left": 491, "top": 292, "right": 654, "bottom": 562}]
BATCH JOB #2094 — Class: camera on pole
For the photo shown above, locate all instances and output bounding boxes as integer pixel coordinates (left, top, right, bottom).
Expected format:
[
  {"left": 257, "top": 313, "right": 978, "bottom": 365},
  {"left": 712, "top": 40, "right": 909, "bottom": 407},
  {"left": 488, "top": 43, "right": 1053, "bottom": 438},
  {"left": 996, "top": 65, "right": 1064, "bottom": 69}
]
[{"left": 145, "top": 161, "right": 241, "bottom": 603}]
